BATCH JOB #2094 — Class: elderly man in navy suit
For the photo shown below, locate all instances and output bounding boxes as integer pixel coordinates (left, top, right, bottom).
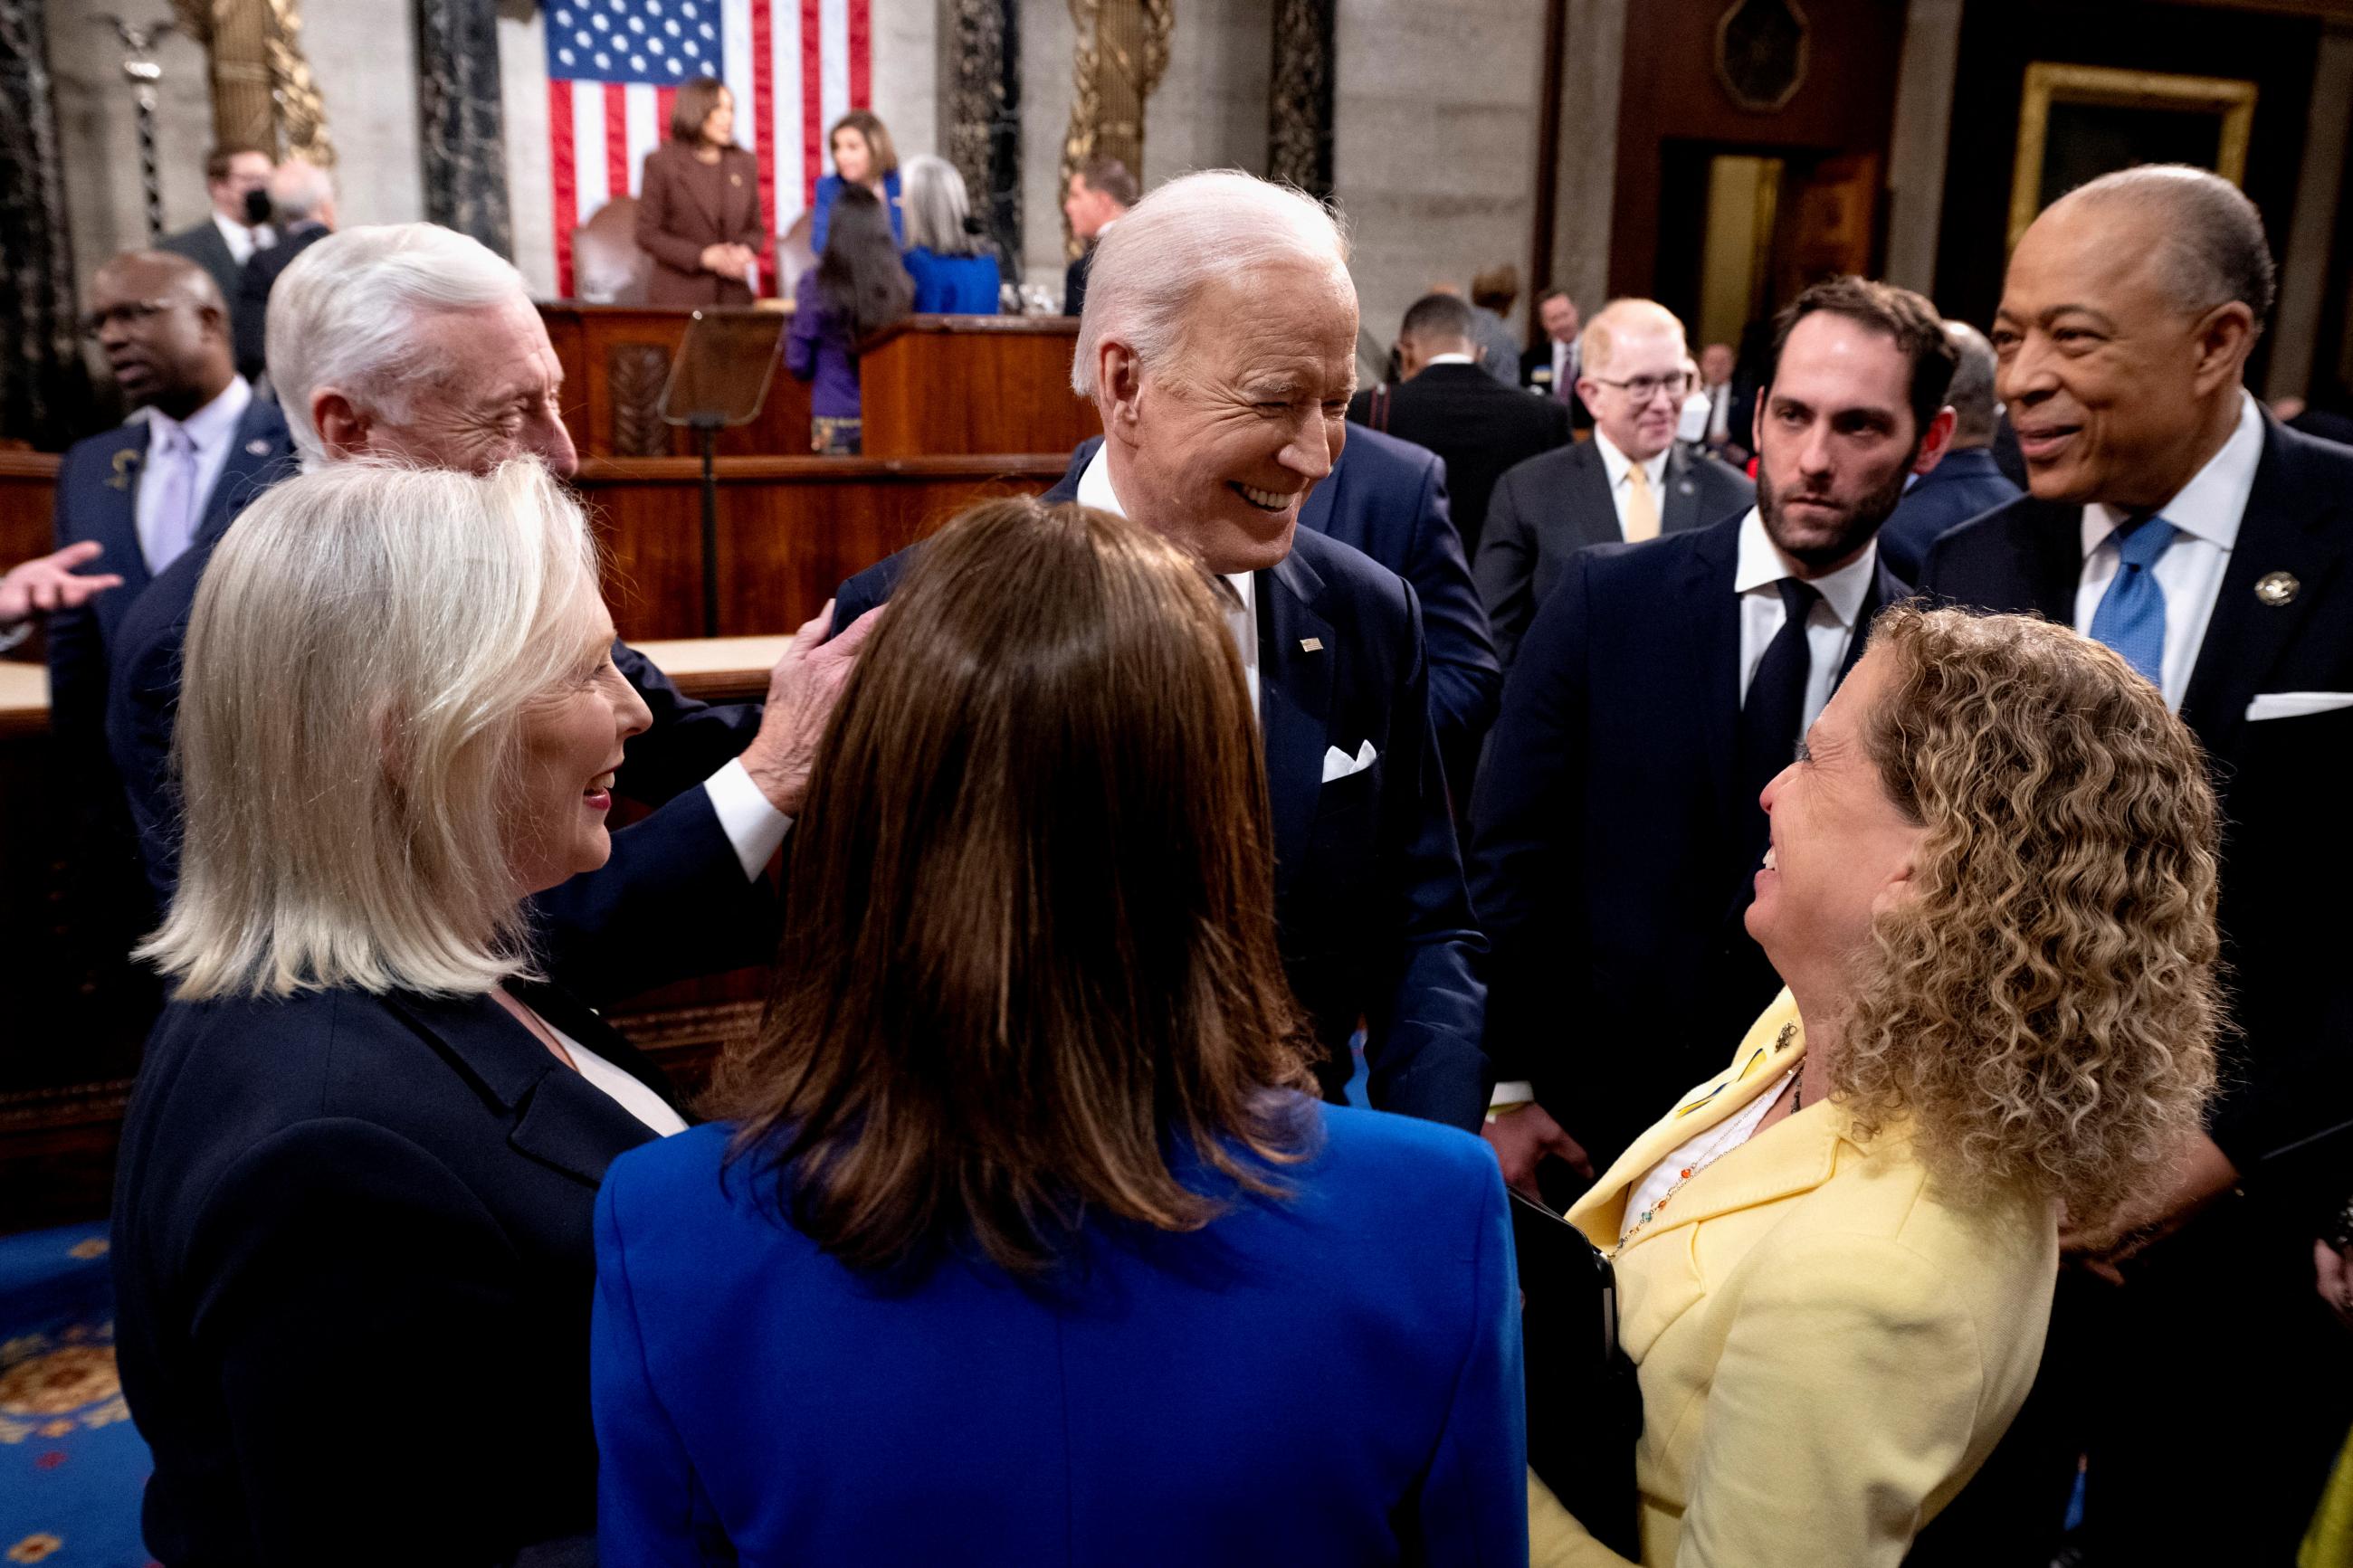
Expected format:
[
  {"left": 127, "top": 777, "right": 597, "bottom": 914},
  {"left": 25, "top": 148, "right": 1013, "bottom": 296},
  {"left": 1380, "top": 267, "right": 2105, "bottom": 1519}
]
[
  {"left": 1472, "top": 276, "right": 1953, "bottom": 1196},
  {"left": 107, "top": 223, "right": 871, "bottom": 1003},
  {"left": 1922, "top": 165, "right": 2353, "bottom": 1565},
  {"left": 1875, "top": 320, "right": 2021, "bottom": 579},
  {"left": 832, "top": 170, "right": 1488, "bottom": 1131}
]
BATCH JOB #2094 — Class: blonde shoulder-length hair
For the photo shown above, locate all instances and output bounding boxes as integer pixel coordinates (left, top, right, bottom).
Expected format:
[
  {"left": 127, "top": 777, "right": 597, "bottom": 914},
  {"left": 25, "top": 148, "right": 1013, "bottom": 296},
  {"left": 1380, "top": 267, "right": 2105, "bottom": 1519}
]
[
  {"left": 140, "top": 459, "right": 606, "bottom": 1001},
  {"left": 1834, "top": 605, "right": 2223, "bottom": 1225}
]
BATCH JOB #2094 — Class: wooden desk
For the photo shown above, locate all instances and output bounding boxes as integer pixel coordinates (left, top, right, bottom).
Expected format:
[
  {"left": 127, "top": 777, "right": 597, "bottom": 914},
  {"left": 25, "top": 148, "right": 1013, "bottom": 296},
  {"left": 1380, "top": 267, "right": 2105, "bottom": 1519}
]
[
  {"left": 539, "top": 303, "right": 812, "bottom": 460},
  {"left": 858, "top": 316, "right": 1100, "bottom": 459}
]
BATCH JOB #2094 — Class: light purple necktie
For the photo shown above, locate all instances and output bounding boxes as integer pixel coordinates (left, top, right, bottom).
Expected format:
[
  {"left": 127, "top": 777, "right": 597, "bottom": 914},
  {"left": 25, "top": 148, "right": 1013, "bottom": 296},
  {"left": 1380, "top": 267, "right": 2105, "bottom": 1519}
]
[{"left": 144, "top": 423, "right": 198, "bottom": 575}]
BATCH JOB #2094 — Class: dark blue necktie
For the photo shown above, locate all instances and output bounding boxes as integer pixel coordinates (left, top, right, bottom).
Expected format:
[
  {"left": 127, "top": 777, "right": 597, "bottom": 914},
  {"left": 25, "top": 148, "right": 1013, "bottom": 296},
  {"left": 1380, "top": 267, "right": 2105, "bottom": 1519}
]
[{"left": 2089, "top": 518, "right": 2176, "bottom": 687}]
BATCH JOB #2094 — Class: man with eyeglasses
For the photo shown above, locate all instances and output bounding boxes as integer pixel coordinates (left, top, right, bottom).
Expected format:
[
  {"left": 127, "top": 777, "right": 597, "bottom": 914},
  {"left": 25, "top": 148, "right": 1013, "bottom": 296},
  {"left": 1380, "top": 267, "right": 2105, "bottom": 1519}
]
[
  {"left": 1476, "top": 298, "right": 1753, "bottom": 665},
  {"left": 49, "top": 252, "right": 293, "bottom": 906}
]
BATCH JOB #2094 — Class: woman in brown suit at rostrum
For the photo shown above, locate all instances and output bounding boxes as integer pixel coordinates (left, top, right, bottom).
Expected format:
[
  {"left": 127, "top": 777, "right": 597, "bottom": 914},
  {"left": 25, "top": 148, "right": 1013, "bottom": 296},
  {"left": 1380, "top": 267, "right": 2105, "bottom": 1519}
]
[{"left": 635, "top": 75, "right": 764, "bottom": 309}]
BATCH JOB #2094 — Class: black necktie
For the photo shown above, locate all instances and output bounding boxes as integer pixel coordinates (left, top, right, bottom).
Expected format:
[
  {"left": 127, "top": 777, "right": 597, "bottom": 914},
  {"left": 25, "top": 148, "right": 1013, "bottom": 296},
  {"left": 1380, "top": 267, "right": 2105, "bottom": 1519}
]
[{"left": 1738, "top": 578, "right": 1820, "bottom": 812}]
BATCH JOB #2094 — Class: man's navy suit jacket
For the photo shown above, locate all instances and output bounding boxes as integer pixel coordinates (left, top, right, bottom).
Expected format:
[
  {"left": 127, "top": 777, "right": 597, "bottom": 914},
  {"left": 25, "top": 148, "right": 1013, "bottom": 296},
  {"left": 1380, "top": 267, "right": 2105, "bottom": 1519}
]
[
  {"left": 104, "top": 465, "right": 776, "bottom": 1006},
  {"left": 1922, "top": 414, "right": 2353, "bottom": 1208},
  {"left": 1470, "top": 512, "right": 1907, "bottom": 1167},
  {"left": 827, "top": 455, "right": 1491, "bottom": 1131},
  {"left": 1054, "top": 429, "right": 1503, "bottom": 789},
  {"left": 1876, "top": 446, "right": 2021, "bottom": 582},
  {"left": 1475, "top": 438, "right": 1755, "bottom": 668},
  {"left": 46, "top": 393, "right": 295, "bottom": 761}
]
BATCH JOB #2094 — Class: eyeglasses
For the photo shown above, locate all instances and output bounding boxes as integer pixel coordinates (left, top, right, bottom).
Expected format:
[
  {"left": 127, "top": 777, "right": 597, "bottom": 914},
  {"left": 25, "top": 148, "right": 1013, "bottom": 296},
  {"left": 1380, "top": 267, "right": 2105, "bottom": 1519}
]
[
  {"left": 81, "top": 299, "right": 179, "bottom": 339},
  {"left": 1586, "top": 372, "right": 1692, "bottom": 404}
]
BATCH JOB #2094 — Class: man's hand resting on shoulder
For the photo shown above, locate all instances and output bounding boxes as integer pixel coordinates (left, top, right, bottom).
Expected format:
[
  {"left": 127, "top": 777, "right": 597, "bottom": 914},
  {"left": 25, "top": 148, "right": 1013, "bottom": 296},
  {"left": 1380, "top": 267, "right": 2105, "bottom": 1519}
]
[
  {"left": 1484, "top": 1102, "right": 1593, "bottom": 1197},
  {"left": 738, "top": 601, "right": 881, "bottom": 816}
]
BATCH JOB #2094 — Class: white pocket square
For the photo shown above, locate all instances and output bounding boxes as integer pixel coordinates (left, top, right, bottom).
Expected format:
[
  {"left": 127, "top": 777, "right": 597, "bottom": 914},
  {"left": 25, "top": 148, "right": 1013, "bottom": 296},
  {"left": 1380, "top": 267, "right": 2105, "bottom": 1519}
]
[
  {"left": 1321, "top": 739, "right": 1377, "bottom": 783},
  {"left": 2245, "top": 691, "right": 2353, "bottom": 722}
]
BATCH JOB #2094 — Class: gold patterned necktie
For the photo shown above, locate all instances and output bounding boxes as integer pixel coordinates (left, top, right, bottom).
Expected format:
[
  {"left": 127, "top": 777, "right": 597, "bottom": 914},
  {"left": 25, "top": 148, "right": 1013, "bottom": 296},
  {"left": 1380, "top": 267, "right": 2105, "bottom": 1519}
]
[{"left": 1624, "top": 462, "right": 1661, "bottom": 542}]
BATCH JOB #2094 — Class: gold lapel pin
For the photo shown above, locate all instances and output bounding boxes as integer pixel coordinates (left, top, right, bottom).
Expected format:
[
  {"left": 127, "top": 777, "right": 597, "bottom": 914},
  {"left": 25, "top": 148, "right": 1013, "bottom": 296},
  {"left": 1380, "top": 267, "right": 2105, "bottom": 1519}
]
[
  {"left": 2254, "top": 571, "right": 2300, "bottom": 608},
  {"left": 1300, "top": 637, "right": 1323, "bottom": 652},
  {"left": 109, "top": 449, "right": 141, "bottom": 490}
]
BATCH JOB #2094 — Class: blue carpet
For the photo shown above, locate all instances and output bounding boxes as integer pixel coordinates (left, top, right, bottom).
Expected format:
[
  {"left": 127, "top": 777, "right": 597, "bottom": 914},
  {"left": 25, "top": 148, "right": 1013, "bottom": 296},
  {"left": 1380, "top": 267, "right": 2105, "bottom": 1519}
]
[{"left": 0, "top": 1223, "right": 154, "bottom": 1568}]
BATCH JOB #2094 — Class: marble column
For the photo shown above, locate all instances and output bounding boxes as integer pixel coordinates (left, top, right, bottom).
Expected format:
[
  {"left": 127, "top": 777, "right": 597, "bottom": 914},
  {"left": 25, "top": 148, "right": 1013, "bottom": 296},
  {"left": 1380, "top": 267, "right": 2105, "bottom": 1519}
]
[
  {"left": 1884, "top": 0, "right": 1962, "bottom": 299},
  {"left": 1547, "top": 0, "right": 1625, "bottom": 309},
  {"left": 1268, "top": 0, "right": 1334, "bottom": 199},
  {"left": 415, "top": 0, "right": 510, "bottom": 257},
  {"left": 0, "top": 0, "right": 85, "bottom": 447},
  {"left": 946, "top": 0, "right": 1023, "bottom": 269},
  {"left": 2268, "top": 24, "right": 2353, "bottom": 402}
]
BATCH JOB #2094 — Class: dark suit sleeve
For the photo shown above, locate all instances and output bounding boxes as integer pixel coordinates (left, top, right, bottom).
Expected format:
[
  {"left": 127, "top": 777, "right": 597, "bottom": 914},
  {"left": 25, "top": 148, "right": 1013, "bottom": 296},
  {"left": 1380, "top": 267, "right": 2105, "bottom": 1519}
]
[
  {"left": 634, "top": 152, "right": 710, "bottom": 276},
  {"left": 607, "top": 641, "right": 761, "bottom": 808},
  {"left": 234, "top": 257, "right": 271, "bottom": 382},
  {"left": 188, "top": 1119, "right": 585, "bottom": 1564},
  {"left": 44, "top": 456, "right": 107, "bottom": 754},
  {"left": 110, "top": 601, "right": 190, "bottom": 902},
  {"left": 1467, "top": 553, "right": 1593, "bottom": 1099},
  {"left": 1399, "top": 453, "right": 1503, "bottom": 784},
  {"left": 593, "top": 1164, "right": 725, "bottom": 1564},
  {"left": 1364, "top": 581, "right": 1491, "bottom": 1131},
  {"left": 1472, "top": 466, "right": 1540, "bottom": 669}
]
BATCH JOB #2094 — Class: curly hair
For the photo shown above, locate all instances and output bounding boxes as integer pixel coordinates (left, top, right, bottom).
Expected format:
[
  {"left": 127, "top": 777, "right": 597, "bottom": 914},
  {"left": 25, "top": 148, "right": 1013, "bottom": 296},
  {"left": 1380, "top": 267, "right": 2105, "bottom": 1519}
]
[{"left": 1831, "top": 605, "right": 2221, "bottom": 1224}]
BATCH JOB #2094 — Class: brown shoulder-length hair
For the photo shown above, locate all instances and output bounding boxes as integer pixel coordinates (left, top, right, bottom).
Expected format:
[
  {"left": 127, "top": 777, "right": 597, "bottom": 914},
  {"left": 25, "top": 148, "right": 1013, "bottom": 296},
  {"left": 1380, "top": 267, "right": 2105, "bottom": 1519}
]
[
  {"left": 828, "top": 109, "right": 898, "bottom": 179},
  {"left": 1833, "top": 605, "right": 2222, "bottom": 1225},
  {"left": 668, "top": 76, "right": 734, "bottom": 146},
  {"left": 717, "top": 498, "right": 1320, "bottom": 1277}
]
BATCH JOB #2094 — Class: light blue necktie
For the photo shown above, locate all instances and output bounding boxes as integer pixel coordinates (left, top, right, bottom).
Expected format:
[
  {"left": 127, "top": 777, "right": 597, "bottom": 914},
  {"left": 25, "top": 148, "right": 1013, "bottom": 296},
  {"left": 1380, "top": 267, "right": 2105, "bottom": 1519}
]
[{"left": 2089, "top": 517, "right": 2175, "bottom": 687}]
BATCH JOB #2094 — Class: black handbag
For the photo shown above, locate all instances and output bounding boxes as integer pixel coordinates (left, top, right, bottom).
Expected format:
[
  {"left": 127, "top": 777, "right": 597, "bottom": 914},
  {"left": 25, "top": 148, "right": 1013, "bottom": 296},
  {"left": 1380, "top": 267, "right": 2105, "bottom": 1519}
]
[{"left": 1510, "top": 1189, "right": 1643, "bottom": 1559}]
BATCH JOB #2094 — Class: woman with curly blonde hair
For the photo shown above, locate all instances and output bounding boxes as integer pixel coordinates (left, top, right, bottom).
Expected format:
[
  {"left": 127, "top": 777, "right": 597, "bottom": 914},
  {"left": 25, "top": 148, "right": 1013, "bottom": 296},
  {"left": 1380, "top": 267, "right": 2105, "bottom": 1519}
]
[{"left": 1529, "top": 604, "right": 2220, "bottom": 1567}]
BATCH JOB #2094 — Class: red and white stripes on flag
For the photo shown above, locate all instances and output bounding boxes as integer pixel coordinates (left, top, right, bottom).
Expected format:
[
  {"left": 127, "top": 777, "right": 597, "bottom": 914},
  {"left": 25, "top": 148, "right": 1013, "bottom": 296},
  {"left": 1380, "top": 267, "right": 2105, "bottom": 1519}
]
[{"left": 543, "top": 0, "right": 872, "bottom": 299}]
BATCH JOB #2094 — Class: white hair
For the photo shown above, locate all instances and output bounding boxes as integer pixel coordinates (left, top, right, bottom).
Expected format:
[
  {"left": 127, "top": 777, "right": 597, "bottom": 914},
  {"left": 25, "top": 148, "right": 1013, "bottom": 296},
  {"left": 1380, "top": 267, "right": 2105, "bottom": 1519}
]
[
  {"left": 267, "top": 223, "right": 529, "bottom": 466},
  {"left": 902, "top": 155, "right": 984, "bottom": 257},
  {"left": 269, "top": 159, "right": 334, "bottom": 224},
  {"left": 140, "top": 460, "right": 606, "bottom": 1000},
  {"left": 1072, "top": 170, "right": 1351, "bottom": 398}
]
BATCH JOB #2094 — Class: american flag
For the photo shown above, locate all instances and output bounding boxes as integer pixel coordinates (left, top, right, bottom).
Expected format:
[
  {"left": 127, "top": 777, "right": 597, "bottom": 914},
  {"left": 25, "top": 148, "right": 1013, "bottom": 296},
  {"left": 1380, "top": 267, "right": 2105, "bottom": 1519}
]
[{"left": 538, "top": 0, "right": 872, "bottom": 299}]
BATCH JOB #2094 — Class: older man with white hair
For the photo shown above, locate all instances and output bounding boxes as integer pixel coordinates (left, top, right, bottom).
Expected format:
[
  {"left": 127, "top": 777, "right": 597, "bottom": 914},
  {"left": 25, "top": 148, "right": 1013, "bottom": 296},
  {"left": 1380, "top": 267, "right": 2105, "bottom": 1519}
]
[
  {"left": 832, "top": 169, "right": 1488, "bottom": 1130},
  {"left": 108, "top": 222, "right": 868, "bottom": 1000},
  {"left": 233, "top": 159, "right": 338, "bottom": 380}
]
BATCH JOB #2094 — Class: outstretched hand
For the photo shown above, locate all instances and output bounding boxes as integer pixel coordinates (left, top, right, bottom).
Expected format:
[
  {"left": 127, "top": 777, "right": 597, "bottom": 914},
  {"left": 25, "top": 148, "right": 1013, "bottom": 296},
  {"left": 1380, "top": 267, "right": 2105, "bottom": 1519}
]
[
  {"left": 0, "top": 541, "right": 124, "bottom": 627},
  {"left": 738, "top": 600, "right": 881, "bottom": 816}
]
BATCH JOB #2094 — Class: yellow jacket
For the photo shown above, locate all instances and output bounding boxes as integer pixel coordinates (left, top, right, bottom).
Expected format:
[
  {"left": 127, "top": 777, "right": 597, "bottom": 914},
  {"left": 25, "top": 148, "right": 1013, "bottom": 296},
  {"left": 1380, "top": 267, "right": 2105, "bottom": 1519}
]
[{"left": 1529, "top": 993, "right": 2058, "bottom": 1567}]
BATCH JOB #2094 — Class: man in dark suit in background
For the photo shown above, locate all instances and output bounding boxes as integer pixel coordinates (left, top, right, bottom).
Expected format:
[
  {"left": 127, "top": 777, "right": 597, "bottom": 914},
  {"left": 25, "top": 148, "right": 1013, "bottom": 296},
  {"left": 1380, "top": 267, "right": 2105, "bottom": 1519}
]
[
  {"left": 159, "top": 147, "right": 273, "bottom": 341},
  {"left": 1059, "top": 155, "right": 1135, "bottom": 318},
  {"left": 835, "top": 171, "right": 1489, "bottom": 1132},
  {"left": 1472, "top": 276, "right": 1953, "bottom": 1197},
  {"left": 234, "top": 160, "right": 337, "bottom": 382},
  {"left": 1520, "top": 288, "right": 1580, "bottom": 402},
  {"left": 1478, "top": 298, "right": 1754, "bottom": 664},
  {"left": 1921, "top": 165, "right": 2353, "bottom": 1566},
  {"left": 1876, "top": 319, "right": 2020, "bottom": 579},
  {"left": 108, "top": 223, "right": 870, "bottom": 1003},
  {"left": 1349, "top": 292, "right": 1567, "bottom": 559}
]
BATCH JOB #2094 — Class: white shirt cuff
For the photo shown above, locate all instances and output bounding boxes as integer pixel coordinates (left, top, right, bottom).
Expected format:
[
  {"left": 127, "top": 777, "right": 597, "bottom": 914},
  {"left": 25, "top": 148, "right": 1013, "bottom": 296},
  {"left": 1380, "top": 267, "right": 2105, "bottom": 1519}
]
[
  {"left": 0, "top": 621, "right": 29, "bottom": 654},
  {"left": 1489, "top": 1080, "right": 1535, "bottom": 1109},
  {"left": 702, "top": 757, "right": 792, "bottom": 881}
]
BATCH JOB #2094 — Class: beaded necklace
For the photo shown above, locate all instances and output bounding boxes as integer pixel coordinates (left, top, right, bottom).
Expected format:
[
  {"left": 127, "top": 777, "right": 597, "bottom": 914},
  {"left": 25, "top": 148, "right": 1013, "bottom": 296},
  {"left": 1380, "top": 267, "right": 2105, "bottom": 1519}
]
[{"left": 1615, "top": 1026, "right": 1805, "bottom": 1250}]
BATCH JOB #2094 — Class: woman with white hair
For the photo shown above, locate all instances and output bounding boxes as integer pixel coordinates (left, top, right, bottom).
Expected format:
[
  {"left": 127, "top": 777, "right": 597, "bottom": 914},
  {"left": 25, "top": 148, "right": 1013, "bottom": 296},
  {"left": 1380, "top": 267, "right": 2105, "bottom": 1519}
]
[
  {"left": 110, "top": 459, "right": 689, "bottom": 1564},
  {"left": 899, "top": 153, "right": 1000, "bottom": 313}
]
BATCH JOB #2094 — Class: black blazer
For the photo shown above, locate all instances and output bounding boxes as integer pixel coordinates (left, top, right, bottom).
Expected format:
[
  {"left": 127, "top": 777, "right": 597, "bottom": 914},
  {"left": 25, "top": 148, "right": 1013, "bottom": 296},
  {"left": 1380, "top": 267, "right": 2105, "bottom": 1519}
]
[
  {"left": 1921, "top": 414, "right": 2353, "bottom": 1205},
  {"left": 1476, "top": 439, "right": 1755, "bottom": 667},
  {"left": 1062, "top": 245, "right": 1093, "bottom": 318},
  {"left": 1470, "top": 513, "right": 1907, "bottom": 1168},
  {"left": 103, "top": 479, "right": 776, "bottom": 1005},
  {"left": 233, "top": 221, "right": 331, "bottom": 381},
  {"left": 112, "top": 982, "right": 683, "bottom": 1565},
  {"left": 1348, "top": 363, "right": 1570, "bottom": 559},
  {"left": 831, "top": 490, "right": 1491, "bottom": 1131},
  {"left": 1875, "top": 447, "right": 2021, "bottom": 583}
]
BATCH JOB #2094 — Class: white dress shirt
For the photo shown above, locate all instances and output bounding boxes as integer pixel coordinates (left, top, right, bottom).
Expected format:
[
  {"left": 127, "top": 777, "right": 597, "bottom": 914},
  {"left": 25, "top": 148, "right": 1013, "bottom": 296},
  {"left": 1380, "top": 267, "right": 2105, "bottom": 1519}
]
[
  {"left": 1551, "top": 337, "right": 1579, "bottom": 395},
  {"left": 1592, "top": 430, "right": 1671, "bottom": 543},
  {"left": 139, "top": 376, "right": 253, "bottom": 575},
  {"left": 2072, "top": 390, "right": 2261, "bottom": 713},
  {"left": 1705, "top": 381, "right": 1732, "bottom": 444},
  {"left": 1734, "top": 507, "right": 1882, "bottom": 738},
  {"left": 213, "top": 211, "right": 272, "bottom": 267},
  {"left": 1078, "top": 443, "right": 1260, "bottom": 708},
  {"left": 1422, "top": 352, "right": 1476, "bottom": 369}
]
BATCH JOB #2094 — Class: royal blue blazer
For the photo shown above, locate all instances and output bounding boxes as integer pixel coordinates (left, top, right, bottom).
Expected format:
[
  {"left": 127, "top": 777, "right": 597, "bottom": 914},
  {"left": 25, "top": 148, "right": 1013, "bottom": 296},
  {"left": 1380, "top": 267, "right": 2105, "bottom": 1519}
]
[{"left": 592, "top": 1104, "right": 1528, "bottom": 1566}]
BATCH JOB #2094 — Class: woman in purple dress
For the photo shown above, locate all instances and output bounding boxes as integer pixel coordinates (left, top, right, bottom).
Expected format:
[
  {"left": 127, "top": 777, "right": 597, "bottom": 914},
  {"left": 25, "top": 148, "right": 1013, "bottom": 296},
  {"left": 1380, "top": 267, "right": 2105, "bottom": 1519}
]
[{"left": 785, "top": 183, "right": 913, "bottom": 455}]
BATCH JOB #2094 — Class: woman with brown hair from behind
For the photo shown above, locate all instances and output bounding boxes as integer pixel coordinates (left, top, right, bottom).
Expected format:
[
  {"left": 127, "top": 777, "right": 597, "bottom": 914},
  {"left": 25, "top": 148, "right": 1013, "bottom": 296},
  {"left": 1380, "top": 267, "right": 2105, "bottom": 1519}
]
[{"left": 588, "top": 497, "right": 1528, "bottom": 1566}]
